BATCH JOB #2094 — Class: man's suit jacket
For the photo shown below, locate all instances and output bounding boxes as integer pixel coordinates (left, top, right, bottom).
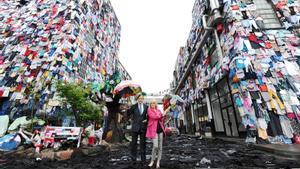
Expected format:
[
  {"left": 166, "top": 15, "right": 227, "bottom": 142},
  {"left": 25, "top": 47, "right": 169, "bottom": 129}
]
[{"left": 128, "top": 103, "right": 148, "bottom": 133}]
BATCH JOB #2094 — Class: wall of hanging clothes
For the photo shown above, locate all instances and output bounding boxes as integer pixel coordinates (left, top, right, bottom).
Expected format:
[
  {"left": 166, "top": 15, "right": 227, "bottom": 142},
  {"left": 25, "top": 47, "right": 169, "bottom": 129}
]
[
  {"left": 0, "top": 0, "right": 126, "bottom": 119},
  {"left": 172, "top": 0, "right": 300, "bottom": 143},
  {"left": 270, "top": 0, "right": 300, "bottom": 29}
]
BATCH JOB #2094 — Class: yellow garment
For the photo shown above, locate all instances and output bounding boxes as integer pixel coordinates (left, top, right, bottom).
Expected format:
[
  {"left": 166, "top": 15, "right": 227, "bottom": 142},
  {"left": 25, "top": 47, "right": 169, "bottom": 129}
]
[
  {"left": 43, "top": 71, "right": 49, "bottom": 77},
  {"left": 268, "top": 89, "right": 285, "bottom": 111},
  {"left": 258, "top": 128, "right": 268, "bottom": 140},
  {"left": 101, "top": 68, "right": 106, "bottom": 75}
]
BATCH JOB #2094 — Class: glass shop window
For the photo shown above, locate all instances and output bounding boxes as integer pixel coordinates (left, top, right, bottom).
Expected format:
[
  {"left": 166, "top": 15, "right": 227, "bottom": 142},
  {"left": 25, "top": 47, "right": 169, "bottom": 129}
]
[
  {"left": 217, "top": 78, "right": 229, "bottom": 97},
  {"left": 211, "top": 100, "right": 225, "bottom": 132},
  {"left": 209, "top": 86, "right": 218, "bottom": 101}
]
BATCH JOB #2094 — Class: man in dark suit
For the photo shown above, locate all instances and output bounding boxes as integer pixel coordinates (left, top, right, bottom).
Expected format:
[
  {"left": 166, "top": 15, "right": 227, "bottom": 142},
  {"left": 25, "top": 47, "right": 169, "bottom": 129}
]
[{"left": 127, "top": 93, "right": 148, "bottom": 163}]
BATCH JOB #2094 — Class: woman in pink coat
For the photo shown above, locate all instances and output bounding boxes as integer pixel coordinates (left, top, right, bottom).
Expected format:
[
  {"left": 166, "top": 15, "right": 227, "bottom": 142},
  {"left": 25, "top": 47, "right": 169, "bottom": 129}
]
[{"left": 146, "top": 100, "right": 169, "bottom": 168}]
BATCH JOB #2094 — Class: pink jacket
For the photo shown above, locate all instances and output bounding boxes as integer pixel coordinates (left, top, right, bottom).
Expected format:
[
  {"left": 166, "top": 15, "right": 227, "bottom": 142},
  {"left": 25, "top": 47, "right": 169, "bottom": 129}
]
[{"left": 146, "top": 107, "right": 165, "bottom": 139}]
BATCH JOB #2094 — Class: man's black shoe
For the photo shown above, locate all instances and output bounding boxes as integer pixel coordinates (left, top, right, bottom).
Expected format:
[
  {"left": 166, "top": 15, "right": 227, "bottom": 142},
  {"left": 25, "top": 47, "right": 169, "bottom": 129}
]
[{"left": 131, "top": 157, "right": 137, "bottom": 164}]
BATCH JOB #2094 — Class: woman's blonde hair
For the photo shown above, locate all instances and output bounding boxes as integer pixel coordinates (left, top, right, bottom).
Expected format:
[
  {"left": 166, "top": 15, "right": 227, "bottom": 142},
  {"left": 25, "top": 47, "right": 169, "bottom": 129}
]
[{"left": 149, "top": 99, "right": 158, "bottom": 109}]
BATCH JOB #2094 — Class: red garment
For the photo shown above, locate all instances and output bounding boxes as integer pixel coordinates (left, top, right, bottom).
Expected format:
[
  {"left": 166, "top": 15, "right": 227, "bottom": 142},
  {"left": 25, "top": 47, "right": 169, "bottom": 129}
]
[
  {"left": 265, "top": 42, "right": 272, "bottom": 49},
  {"left": 217, "top": 24, "right": 223, "bottom": 34},
  {"left": 24, "top": 47, "right": 32, "bottom": 56},
  {"left": 51, "top": 5, "right": 58, "bottom": 16},
  {"left": 248, "top": 33, "right": 258, "bottom": 43},
  {"left": 41, "top": 37, "right": 48, "bottom": 42},
  {"left": 163, "top": 99, "right": 170, "bottom": 110},
  {"left": 287, "top": 113, "right": 296, "bottom": 119},
  {"left": 16, "top": 84, "right": 22, "bottom": 92},
  {"left": 30, "top": 69, "right": 38, "bottom": 77},
  {"left": 277, "top": 71, "right": 284, "bottom": 78},
  {"left": 259, "top": 84, "right": 268, "bottom": 92},
  {"left": 32, "top": 51, "right": 38, "bottom": 58},
  {"left": 231, "top": 5, "right": 239, "bottom": 10},
  {"left": 276, "top": 2, "right": 286, "bottom": 10},
  {"left": 146, "top": 108, "right": 165, "bottom": 139},
  {"left": 60, "top": 17, "right": 65, "bottom": 25},
  {"left": 5, "top": 17, "right": 12, "bottom": 24},
  {"left": 294, "top": 136, "right": 300, "bottom": 144},
  {"left": 204, "top": 57, "right": 211, "bottom": 66},
  {"left": 62, "top": 48, "right": 68, "bottom": 53}
]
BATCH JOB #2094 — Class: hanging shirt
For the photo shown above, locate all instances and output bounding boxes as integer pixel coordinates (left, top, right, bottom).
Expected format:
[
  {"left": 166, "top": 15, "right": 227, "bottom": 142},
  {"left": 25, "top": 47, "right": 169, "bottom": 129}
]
[
  {"left": 268, "top": 89, "right": 285, "bottom": 114},
  {"left": 285, "top": 60, "right": 300, "bottom": 76},
  {"left": 279, "top": 116, "right": 294, "bottom": 138}
]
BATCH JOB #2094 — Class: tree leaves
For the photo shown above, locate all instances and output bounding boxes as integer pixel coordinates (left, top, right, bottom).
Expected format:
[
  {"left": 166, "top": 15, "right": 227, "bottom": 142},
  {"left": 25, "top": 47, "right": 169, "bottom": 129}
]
[{"left": 56, "top": 82, "right": 102, "bottom": 125}]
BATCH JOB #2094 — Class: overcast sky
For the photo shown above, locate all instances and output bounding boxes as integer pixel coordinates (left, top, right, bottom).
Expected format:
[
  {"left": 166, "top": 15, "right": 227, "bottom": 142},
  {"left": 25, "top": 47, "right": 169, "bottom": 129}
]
[{"left": 110, "top": 0, "right": 194, "bottom": 94}]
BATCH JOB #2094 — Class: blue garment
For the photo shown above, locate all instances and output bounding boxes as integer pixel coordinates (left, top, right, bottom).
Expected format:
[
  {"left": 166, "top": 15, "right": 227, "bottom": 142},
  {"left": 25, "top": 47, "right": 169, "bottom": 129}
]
[
  {"left": 0, "top": 100, "right": 10, "bottom": 115},
  {"left": 0, "top": 134, "right": 19, "bottom": 151},
  {"left": 172, "top": 110, "right": 179, "bottom": 119},
  {"left": 0, "top": 141, "right": 18, "bottom": 151},
  {"left": 271, "top": 55, "right": 283, "bottom": 62},
  {"left": 62, "top": 116, "right": 76, "bottom": 127},
  {"left": 235, "top": 58, "right": 246, "bottom": 69}
]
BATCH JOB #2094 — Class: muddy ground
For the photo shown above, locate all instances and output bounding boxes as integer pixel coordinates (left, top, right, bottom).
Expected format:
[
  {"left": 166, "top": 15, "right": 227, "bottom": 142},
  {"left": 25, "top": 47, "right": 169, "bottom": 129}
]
[{"left": 1, "top": 135, "right": 300, "bottom": 169}]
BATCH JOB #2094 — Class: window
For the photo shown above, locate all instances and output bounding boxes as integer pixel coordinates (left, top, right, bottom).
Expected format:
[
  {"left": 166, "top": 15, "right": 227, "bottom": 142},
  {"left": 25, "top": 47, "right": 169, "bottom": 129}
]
[
  {"left": 211, "top": 100, "right": 224, "bottom": 132},
  {"left": 209, "top": 87, "right": 218, "bottom": 101},
  {"left": 217, "top": 78, "right": 229, "bottom": 97}
]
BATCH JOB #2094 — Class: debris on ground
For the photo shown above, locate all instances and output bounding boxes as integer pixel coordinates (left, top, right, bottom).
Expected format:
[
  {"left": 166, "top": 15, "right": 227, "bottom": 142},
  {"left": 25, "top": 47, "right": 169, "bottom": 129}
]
[{"left": 1, "top": 135, "right": 300, "bottom": 169}]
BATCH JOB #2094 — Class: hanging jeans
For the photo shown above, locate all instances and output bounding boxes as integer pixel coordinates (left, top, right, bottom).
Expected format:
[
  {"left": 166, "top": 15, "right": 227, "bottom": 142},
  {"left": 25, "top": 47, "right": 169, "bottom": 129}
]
[{"left": 151, "top": 133, "right": 163, "bottom": 161}]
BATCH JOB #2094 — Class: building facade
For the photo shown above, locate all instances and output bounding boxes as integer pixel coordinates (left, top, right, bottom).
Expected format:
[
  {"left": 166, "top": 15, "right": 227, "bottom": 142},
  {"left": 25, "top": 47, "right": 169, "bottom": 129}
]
[
  {"left": 172, "top": 0, "right": 300, "bottom": 143},
  {"left": 0, "top": 0, "right": 128, "bottom": 119}
]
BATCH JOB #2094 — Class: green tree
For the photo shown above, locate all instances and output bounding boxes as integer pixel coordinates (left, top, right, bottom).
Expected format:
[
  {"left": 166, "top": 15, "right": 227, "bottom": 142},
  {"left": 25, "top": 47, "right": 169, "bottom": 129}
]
[{"left": 56, "top": 82, "right": 101, "bottom": 126}]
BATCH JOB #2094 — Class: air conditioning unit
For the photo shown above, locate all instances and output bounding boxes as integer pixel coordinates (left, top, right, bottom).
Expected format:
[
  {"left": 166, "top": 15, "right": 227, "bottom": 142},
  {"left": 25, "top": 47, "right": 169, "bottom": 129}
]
[
  {"left": 209, "top": 0, "right": 220, "bottom": 11},
  {"left": 206, "top": 0, "right": 224, "bottom": 27}
]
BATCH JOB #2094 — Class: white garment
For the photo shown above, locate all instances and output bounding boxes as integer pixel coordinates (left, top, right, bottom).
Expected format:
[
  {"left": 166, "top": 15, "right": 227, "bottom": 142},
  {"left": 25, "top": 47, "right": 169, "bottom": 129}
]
[
  {"left": 102, "top": 106, "right": 108, "bottom": 116},
  {"left": 289, "top": 90, "right": 300, "bottom": 105},
  {"left": 279, "top": 116, "right": 294, "bottom": 139},
  {"left": 285, "top": 60, "right": 300, "bottom": 76},
  {"left": 280, "top": 90, "right": 293, "bottom": 113},
  {"left": 257, "top": 118, "right": 268, "bottom": 130}
]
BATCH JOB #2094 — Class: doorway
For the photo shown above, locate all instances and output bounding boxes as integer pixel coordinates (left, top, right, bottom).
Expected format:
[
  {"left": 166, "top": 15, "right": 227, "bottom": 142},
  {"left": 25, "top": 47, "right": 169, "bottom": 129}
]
[
  {"left": 210, "top": 77, "right": 240, "bottom": 137},
  {"left": 221, "top": 106, "right": 239, "bottom": 137}
]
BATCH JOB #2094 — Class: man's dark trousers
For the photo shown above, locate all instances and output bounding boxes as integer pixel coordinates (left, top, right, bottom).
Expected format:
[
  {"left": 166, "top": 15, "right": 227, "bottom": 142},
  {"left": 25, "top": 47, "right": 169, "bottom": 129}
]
[{"left": 131, "top": 131, "right": 146, "bottom": 162}]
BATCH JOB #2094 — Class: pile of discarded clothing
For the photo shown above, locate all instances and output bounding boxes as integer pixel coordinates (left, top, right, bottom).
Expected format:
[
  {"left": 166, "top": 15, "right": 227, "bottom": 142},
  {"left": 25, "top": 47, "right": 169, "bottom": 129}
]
[{"left": 0, "top": 116, "right": 45, "bottom": 151}]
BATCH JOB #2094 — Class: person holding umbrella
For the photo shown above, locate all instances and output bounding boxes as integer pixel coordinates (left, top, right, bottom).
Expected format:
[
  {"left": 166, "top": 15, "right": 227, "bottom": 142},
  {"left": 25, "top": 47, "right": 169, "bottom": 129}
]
[{"left": 127, "top": 93, "right": 148, "bottom": 163}]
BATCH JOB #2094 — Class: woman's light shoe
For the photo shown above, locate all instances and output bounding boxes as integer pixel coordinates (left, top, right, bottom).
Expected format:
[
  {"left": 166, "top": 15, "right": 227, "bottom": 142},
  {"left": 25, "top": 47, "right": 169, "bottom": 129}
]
[
  {"left": 156, "top": 161, "right": 160, "bottom": 168},
  {"left": 148, "top": 161, "right": 154, "bottom": 167}
]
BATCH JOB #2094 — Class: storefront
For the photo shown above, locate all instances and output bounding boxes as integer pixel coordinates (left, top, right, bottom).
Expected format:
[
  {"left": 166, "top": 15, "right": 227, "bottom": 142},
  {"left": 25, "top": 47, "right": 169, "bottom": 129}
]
[
  {"left": 209, "top": 77, "right": 246, "bottom": 137},
  {"left": 192, "top": 95, "right": 209, "bottom": 135},
  {"left": 172, "top": 0, "right": 300, "bottom": 144}
]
